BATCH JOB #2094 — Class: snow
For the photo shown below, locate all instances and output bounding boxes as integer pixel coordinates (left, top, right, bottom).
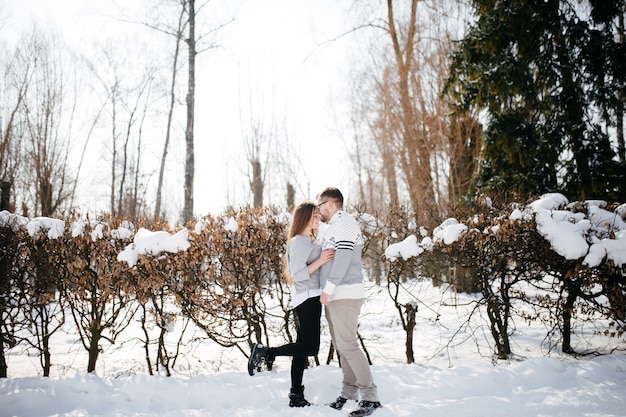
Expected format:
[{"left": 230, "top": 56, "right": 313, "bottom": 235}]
[
  {"left": 383, "top": 193, "right": 626, "bottom": 268},
  {"left": 533, "top": 209, "right": 591, "bottom": 260},
  {"left": 2, "top": 274, "right": 625, "bottom": 417},
  {"left": 223, "top": 216, "right": 239, "bottom": 232},
  {"left": 2, "top": 278, "right": 625, "bottom": 417},
  {"left": 25, "top": 217, "right": 65, "bottom": 239},
  {"left": 2, "top": 353, "right": 625, "bottom": 417},
  {"left": 436, "top": 222, "right": 469, "bottom": 245},
  {"left": 1, "top": 193, "right": 626, "bottom": 416},
  {"left": 384, "top": 235, "right": 423, "bottom": 261},
  {"left": 117, "top": 228, "right": 191, "bottom": 267}
]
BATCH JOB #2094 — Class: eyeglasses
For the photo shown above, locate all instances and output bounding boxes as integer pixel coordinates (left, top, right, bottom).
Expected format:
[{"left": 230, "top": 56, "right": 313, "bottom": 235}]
[{"left": 316, "top": 201, "right": 328, "bottom": 209}]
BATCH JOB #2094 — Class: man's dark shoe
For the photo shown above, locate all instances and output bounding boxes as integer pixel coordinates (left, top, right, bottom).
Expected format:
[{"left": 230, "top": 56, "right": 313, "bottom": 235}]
[
  {"left": 327, "top": 396, "right": 348, "bottom": 410},
  {"left": 247, "top": 343, "right": 268, "bottom": 376},
  {"left": 349, "top": 400, "right": 382, "bottom": 417}
]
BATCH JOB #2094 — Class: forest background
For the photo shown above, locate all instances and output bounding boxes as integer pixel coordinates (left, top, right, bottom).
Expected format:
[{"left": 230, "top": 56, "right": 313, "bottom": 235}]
[{"left": 1, "top": 0, "right": 625, "bottom": 224}]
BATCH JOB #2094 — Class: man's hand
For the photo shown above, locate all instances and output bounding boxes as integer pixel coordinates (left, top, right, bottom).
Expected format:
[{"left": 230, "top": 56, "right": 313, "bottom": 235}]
[{"left": 320, "top": 292, "right": 330, "bottom": 305}]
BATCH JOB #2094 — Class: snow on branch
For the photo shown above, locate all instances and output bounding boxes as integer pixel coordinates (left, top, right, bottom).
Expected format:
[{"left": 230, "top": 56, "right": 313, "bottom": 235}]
[{"left": 382, "top": 193, "right": 626, "bottom": 268}]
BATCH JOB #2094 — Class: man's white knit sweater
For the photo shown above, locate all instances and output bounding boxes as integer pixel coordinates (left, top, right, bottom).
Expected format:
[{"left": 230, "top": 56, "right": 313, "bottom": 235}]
[{"left": 319, "top": 210, "right": 365, "bottom": 301}]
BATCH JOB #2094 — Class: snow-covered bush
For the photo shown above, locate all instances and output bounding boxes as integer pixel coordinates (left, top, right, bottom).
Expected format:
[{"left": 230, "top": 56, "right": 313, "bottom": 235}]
[
  {"left": 1, "top": 195, "right": 624, "bottom": 376},
  {"left": 380, "top": 194, "right": 626, "bottom": 359}
]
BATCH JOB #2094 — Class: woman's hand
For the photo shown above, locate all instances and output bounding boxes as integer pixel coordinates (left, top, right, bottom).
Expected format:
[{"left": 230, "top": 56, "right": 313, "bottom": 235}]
[
  {"left": 308, "top": 249, "right": 335, "bottom": 276},
  {"left": 320, "top": 292, "right": 330, "bottom": 305},
  {"left": 319, "top": 249, "right": 335, "bottom": 264}
]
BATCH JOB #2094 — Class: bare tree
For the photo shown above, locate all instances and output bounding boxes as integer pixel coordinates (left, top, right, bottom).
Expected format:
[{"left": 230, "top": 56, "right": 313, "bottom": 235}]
[
  {"left": 343, "top": 66, "right": 390, "bottom": 210},
  {"left": 446, "top": 113, "right": 481, "bottom": 208},
  {"left": 348, "top": 0, "right": 467, "bottom": 227},
  {"left": 83, "top": 42, "right": 123, "bottom": 214},
  {"left": 241, "top": 95, "right": 275, "bottom": 208},
  {"left": 277, "top": 122, "right": 313, "bottom": 211},
  {"left": 85, "top": 39, "right": 157, "bottom": 217},
  {"left": 124, "top": 77, "right": 155, "bottom": 219},
  {"left": 153, "top": 4, "right": 187, "bottom": 219},
  {"left": 127, "top": 0, "right": 232, "bottom": 221},
  {"left": 0, "top": 37, "right": 29, "bottom": 212},
  {"left": 353, "top": 69, "right": 400, "bottom": 210},
  {"left": 385, "top": 0, "right": 439, "bottom": 228},
  {"left": 18, "top": 30, "right": 75, "bottom": 216},
  {"left": 117, "top": 73, "right": 155, "bottom": 218},
  {"left": 173, "top": 0, "right": 225, "bottom": 221},
  {"left": 68, "top": 100, "right": 106, "bottom": 210}
]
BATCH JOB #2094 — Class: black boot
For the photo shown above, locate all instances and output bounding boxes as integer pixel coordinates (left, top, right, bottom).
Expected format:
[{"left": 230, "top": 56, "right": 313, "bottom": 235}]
[
  {"left": 247, "top": 343, "right": 268, "bottom": 376},
  {"left": 349, "top": 400, "right": 382, "bottom": 416},
  {"left": 327, "top": 396, "right": 348, "bottom": 410},
  {"left": 265, "top": 352, "right": 275, "bottom": 371},
  {"left": 288, "top": 386, "right": 311, "bottom": 407}
]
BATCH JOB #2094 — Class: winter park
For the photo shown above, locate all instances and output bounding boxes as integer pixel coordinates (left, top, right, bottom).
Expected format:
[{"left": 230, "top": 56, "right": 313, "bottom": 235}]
[
  {"left": 2, "top": 1, "right": 626, "bottom": 417},
  {"left": 1, "top": 193, "right": 626, "bottom": 417}
]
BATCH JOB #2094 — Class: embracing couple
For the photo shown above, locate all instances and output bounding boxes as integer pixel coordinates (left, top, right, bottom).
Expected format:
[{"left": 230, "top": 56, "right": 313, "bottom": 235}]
[{"left": 247, "top": 187, "right": 382, "bottom": 417}]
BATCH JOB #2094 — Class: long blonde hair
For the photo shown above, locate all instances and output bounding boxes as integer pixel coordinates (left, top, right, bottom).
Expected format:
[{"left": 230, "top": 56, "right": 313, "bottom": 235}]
[{"left": 283, "top": 201, "right": 317, "bottom": 284}]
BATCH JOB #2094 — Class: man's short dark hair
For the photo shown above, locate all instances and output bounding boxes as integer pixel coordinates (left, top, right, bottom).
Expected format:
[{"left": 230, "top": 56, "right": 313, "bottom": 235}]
[{"left": 318, "top": 187, "right": 344, "bottom": 207}]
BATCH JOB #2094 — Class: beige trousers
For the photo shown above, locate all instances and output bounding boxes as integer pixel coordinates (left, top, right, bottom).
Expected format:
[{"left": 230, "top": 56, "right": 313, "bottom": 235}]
[{"left": 325, "top": 298, "right": 379, "bottom": 402}]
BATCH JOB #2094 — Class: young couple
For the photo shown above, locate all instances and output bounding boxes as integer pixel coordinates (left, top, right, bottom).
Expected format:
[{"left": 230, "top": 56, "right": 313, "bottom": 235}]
[{"left": 247, "top": 187, "right": 382, "bottom": 417}]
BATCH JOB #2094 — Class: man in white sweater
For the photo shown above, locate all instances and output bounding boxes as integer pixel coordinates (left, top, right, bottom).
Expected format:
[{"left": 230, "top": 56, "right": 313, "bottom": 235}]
[{"left": 317, "top": 187, "right": 381, "bottom": 417}]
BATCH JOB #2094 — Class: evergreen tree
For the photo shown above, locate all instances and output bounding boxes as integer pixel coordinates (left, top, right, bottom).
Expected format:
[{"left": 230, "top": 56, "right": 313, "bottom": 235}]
[{"left": 446, "top": 0, "right": 626, "bottom": 201}]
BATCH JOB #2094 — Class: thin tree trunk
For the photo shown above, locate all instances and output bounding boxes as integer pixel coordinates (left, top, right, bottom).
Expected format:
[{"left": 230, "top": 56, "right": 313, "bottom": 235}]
[
  {"left": 0, "top": 336, "right": 7, "bottom": 378},
  {"left": 70, "top": 103, "right": 105, "bottom": 208},
  {"left": 183, "top": 0, "right": 196, "bottom": 223},
  {"left": 117, "top": 113, "right": 132, "bottom": 215},
  {"left": 251, "top": 159, "right": 263, "bottom": 208},
  {"left": 616, "top": 13, "right": 625, "bottom": 165},
  {"left": 139, "top": 304, "right": 154, "bottom": 376},
  {"left": 110, "top": 98, "right": 118, "bottom": 214},
  {"left": 562, "top": 282, "right": 578, "bottom": 355},
  {"left": 404, "top": 303, "right": 416, "bottom": 364},
  {"left": 87, "top": 328, "right": 101, "bottom": 373},
  {"left": 155, "top": 8, "right": 185, "bottom": 219}
]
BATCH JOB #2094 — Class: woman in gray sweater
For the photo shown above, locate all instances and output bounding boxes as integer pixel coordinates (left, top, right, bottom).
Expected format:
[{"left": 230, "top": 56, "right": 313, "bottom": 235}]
[{"left": 247, "top": 201, "right": 334, "bottom": 407}]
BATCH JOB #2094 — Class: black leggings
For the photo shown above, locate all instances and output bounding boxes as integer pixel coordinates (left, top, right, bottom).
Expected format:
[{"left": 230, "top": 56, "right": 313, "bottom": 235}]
[{"left": 267, "top": 296, "right": 322, "bottom": 390}]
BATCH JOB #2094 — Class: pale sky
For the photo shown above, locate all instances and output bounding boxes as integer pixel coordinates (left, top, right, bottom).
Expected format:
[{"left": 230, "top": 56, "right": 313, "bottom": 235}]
[{"left": 2, "top": 0, "right": 359, "bottom": 217}]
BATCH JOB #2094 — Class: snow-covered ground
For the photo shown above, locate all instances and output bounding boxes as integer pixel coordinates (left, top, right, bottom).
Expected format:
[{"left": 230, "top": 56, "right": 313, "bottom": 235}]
[{"left": 2, "top": 280, "right": 625, "bottom": 417}]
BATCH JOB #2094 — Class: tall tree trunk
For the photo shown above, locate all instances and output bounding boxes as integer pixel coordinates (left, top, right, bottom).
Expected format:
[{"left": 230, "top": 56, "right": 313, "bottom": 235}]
[
  {"left": 381, "top": 121, "right": 399, "bottom": 207},
  {"left": 117, "top": 111, "right": 132, "bottom": 216},
  {"left": 155, "top": 8, "right": 186, "bottom": 219},
  {"left": 183, "top": 0, "right": 196, "bottom": 223},
  {"left": 251, "top": 159, "right": 263, "bottom": 208},
  {"left": 286, "top": 182, "right": 295, "bottom": 212},
  {"left": 386, "top": 0, "right": 436, "bottom": 228},
  {"left": 448, "top": 115, "right": 481, "bottom": 204},
  {"left": 616, "top": 13, "right": 625, "bottom": 165},
  {"left": 110, "top": 98, "right": 118, "bottom": 215}
]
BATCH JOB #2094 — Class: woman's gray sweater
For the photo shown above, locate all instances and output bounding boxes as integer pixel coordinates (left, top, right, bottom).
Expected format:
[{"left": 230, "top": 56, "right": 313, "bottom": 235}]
[{"left": 287, "top": 234, "right": 323, "bottom": 307}]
